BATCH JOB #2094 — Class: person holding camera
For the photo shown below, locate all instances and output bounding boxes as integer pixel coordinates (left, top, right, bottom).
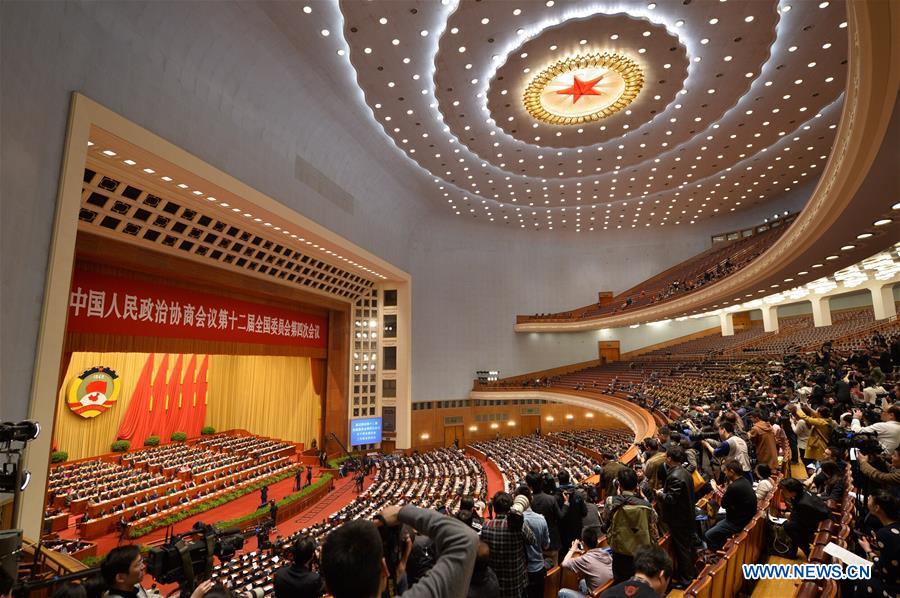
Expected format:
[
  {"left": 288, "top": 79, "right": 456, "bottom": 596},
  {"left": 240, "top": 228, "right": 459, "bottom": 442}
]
[
  {"left": 320, "top": 503, "right": 478, "bottom": 598},
  {"left": 480, "top": 493, "right": 537, "bottom": 598},
  {"left": 558, "top": 526, "right": 613, "bottom": 598},
  {"left": 857, "top": 447, "right": 900, "bottom": 494},
  {"left": 273, "top": 536, "right": 323, "bottom": 598},
  {"left": 852, "top": 404, "right": 900, "bottom": 454}
]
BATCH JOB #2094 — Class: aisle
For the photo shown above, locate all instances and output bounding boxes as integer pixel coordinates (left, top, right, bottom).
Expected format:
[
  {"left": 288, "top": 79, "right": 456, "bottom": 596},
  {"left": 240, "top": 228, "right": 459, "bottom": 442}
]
[{"left": 475, "top": 454, "right": 505, "bottom": 506}]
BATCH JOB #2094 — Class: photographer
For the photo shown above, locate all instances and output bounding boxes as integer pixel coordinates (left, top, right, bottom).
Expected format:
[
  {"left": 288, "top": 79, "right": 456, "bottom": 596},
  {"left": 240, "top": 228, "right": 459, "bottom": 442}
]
[
  {"left": 559, "top": 526, "right": 613, "bottom": 598},
  {"left": 480, "top": 493, "right": 537, "bottom": 598},
  {"left": 320, "top": 503, "right": 478, "bottom": 598},
  {"left": 857, "top": 447, "right": 900, "bottom": 495},
  {"left": 273, "top": 535, "right": 324, "bottom": 598},
  {"left": 852, "top": 405, "right": 900, "bottom": 454}
]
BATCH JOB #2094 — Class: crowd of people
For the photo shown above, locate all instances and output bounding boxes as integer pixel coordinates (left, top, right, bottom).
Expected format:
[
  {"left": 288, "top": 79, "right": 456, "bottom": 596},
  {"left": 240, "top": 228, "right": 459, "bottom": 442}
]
[{"left": 31, "top": 327, "right": 900, "bottom": 598}]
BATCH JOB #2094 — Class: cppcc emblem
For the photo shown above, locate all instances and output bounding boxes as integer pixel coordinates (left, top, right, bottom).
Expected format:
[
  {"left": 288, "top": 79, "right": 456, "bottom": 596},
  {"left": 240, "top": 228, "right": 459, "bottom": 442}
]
[{"left": 66, "top": 366, "right": 121, "bottom": 418}]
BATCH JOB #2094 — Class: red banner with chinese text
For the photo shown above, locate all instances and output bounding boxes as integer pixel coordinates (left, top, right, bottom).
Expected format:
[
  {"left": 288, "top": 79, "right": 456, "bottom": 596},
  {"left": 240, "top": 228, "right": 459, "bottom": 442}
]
[{"left": 67, "top": 269, "right": 328, "bottom": 348}]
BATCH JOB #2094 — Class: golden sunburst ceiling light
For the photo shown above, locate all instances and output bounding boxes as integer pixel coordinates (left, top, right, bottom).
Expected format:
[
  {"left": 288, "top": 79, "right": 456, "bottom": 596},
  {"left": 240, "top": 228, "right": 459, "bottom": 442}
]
[{"left": 523, "top": 52, "right": 644, "bottom": 125}]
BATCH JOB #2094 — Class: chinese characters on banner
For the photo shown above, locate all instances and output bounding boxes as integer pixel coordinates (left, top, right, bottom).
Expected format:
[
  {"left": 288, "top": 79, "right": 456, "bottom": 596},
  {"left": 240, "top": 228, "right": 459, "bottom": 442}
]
[{"left": 67, "top": 269, "right": 328, "bottom": 348}]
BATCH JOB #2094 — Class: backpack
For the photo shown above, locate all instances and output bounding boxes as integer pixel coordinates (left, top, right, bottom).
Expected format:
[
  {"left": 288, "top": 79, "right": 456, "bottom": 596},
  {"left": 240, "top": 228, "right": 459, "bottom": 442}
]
[{"left": 607, "top": 498, "right": 655, "bottom": 557}]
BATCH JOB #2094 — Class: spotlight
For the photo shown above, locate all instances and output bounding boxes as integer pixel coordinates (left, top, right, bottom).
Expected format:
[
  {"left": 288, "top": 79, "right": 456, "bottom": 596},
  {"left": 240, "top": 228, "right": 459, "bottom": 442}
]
[{"left": 0, "top": 421, "right": 41, "bottom": 443}]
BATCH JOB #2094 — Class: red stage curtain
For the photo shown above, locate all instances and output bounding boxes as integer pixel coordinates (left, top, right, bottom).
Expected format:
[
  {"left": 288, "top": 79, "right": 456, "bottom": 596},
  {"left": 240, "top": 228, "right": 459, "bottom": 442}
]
[
  {"left": 163, "top": 354, "right": 183, "bottom": 438},
  {"left": 116, "top": 353, "right": 155, "bottom": 441},
  {"left": 194, "top": 355, "right": 209, "bottom": 437},
  {"left": 146, "top": 353, "right": 170, "bottom": 439}
]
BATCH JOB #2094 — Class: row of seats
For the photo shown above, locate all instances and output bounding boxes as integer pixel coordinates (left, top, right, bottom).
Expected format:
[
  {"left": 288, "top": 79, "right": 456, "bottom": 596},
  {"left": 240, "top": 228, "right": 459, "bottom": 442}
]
[
  {"left": 470, "top": 435, "right": 595, "bottom": 492},
  {"left": 548, "top": 428, "right": 635, "bottom": 459}
]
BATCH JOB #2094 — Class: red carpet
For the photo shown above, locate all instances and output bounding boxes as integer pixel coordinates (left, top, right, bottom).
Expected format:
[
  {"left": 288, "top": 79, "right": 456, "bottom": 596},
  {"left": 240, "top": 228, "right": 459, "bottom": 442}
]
[{"left": 474, "top": 454, "right": 505, "bottom": 514}]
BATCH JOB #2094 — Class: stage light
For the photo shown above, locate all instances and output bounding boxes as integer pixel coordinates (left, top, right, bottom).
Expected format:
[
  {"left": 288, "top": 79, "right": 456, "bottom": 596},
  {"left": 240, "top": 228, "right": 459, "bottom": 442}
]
[{"left": 0, "top": 421, "right": 40, "bottom": 443}]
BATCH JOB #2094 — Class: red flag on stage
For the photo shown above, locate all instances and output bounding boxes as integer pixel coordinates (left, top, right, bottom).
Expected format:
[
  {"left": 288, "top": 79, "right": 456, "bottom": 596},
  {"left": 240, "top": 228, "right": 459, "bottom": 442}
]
[
  {"left": 163, "top": 354, "right": 183, "bottom": 439},
  {"left": 146, "top": 354, "right": 170, "bottom": 439},
  {"left": 116, "top": 354, "right": 154, "bottom": 441}
]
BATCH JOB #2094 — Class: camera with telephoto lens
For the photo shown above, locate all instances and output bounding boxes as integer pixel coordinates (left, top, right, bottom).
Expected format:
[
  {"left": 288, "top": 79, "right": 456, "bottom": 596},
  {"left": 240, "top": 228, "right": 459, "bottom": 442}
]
[
  {"left": 146, "top": 522, "right": 245, "bottom": 588},
  {"left": 839, "top": 431, "right": 884, "bottom": 457}
]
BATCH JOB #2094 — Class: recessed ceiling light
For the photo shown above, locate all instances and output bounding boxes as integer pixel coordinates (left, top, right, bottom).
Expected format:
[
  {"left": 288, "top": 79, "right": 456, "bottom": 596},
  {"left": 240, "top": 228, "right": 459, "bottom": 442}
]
[
  {"left": 822, "top": 43, "right": 832, "bottom": 49},
  {"left": 177, "top": 183, "right": 188, "bottom": 189},
  {"left": 708, "top": 18, "right": 718, "bottom": 24},
  {"left": 839, "top": 21, "right": 847, "bottom": 28},
  {"left": 610, "top": 34, "right": 619, "bottom": 40},
  {"left": 142, "top": 168, "right": 155, "bottom": 174},
  {"left": 811, "top": 264, "right": 823, "bottom": 268},
  {"left": 391, "top": 39, "right": 399, "bottom": 46},
  {"left": 825, "top": 255, "right": 838, "bottom": 260},
  {"left": 643, "top": 30, "right": 652, "bottom": 36},
  {"left": 458, "top": 46, "right": 466, "bottom": 53},
  {"left": 161, "top": 176, "right": 172, "bottom": 182},
  {"left": 700, "top": 38, "right": 709, "bottom": 44},
  {"left": 840, "top": 245, "right": 855, "bottom": 251},
  {"left": 102, "top": 150, "right": 116, "bottom": 156},
  {"left": 481, "top": 17, "right": 489, "bottom": 24},
  {"left": 420, "top": 30, "right": 428, "bottom": 37},
  {"left": 892, "top": 202, "right": 900, "bottom": 210},
  {"left": 675, "top": 19, "right": 684, "bottom": 27},
  {"left": 782, "top": 4, "right": 792, "bottom": 12},
  {"left": 856, "top": 233, "right": 873, "bottom": 239},
  {"left": 302, "top": 6, "right": 311, "bottom": 14},
  {"left": 819, "top": 1, "right": 829, "bottom": 7},
  {"left": 378, "top": 17, "right": 387, "bottom": 24},
  {"left": 745, "top": 15, "right": 755, "bottom": 22},
  {"left": 513, "top": 8, "right": 522, "bottom": 15},
  {"left": 545, "top": 0, "right": 554, "bottom": 6},
  {"left": 450, "top": 27, "right": 459, "bottom": 34},
  {"left": 336, "top": 49, "right": 345, "bottom": 56},
  {"left": 874, "top": 219, "right": 892, "bottom": 226},
  {"left": 123, "top": 159, "right": 136, "bottom": 165},
  {"left": 320, "top": 29, "right": 329, "bottom": 37}
]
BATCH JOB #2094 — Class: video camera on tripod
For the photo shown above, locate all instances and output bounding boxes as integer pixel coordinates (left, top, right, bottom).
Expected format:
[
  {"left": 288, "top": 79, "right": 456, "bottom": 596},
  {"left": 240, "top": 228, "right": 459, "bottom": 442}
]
[{"left": 146, "top": 522, "right": 245, "bottom": 594}]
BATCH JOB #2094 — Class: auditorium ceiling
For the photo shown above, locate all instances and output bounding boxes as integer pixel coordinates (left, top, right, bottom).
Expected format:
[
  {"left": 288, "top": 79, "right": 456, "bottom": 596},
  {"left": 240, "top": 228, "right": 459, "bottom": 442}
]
[{"left": 263, "top": 0, "right": 850, "bottom": 232}]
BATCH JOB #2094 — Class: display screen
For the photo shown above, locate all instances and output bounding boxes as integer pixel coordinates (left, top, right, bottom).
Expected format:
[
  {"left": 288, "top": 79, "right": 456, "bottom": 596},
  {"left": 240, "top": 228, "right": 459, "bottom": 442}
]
[{"left": 350, "top": 417, "right": 382, "bottom": 446}]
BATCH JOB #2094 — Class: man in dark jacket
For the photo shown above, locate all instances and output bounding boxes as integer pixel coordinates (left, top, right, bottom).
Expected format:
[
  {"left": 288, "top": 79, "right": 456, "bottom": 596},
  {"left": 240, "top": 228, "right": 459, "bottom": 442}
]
[
  {"left": 526, "top": 472, "right": 567, "bottom": 567},
  {"left": 467, "top": 542, "right": 501, "bottom": 598},
  {"left": 777, "top": 478, "right": 831, "bottom": 558},
  {"left": 274, "top": 535, "right": 324, "bottom": 598},
  {"left": 557, "top": 470, "right": 588, "bottom": 563},
  {"left": 655, "top": 446, "right": 696, "bottom": 590},
  {"left": 704, "top": 460, "right": 757, "bottom": 550}
]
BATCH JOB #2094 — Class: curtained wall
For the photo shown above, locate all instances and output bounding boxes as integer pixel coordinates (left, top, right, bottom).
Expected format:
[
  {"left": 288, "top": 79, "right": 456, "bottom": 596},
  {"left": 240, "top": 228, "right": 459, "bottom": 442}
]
[
  {"left": 54, "top": 352, "right": 322, "bottom": 460},
  {"left": 205, "top": 355, "right": 321, "bottom": 449}
]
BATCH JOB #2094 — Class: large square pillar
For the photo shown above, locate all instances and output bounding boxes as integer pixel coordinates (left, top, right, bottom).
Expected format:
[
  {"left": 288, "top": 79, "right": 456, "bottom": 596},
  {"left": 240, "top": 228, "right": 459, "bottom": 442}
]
[
  {"left": 720, "top": 312, "right": 735, "bottom": 336},
  {"left": 869, "top": 283, "right": 897, "bottom": 320},
  {"left": 810, "top": 295, "right": 832, "bottom": 327},
  {"left": 761, "top": 304, "right": 779, "bottom": 332}
]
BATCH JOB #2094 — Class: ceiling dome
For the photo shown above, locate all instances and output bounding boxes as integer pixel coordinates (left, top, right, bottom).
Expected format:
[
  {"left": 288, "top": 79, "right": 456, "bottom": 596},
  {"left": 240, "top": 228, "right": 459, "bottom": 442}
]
[{"left": 317, "top": 0, "right": 849, "bottom": 231}]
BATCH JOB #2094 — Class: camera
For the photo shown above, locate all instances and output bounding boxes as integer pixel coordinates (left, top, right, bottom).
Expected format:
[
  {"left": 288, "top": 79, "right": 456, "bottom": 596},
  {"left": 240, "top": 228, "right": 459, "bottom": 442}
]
[{"left": 146, "top": 522, "right": 246, "bottom": 588}]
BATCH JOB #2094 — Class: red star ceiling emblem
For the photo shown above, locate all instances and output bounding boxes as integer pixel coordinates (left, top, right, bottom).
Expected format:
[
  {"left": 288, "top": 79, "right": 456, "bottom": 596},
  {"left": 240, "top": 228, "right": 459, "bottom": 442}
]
[{"left": 556, "top": 74, "right": 604, "bottom": 103}]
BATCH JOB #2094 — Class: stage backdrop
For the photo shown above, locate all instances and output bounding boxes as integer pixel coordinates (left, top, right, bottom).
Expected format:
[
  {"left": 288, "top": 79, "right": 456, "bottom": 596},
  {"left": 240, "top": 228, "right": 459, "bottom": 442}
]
[{"left": 54, "top": 352, "right": 322, "bottom": 460}]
